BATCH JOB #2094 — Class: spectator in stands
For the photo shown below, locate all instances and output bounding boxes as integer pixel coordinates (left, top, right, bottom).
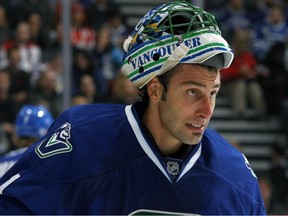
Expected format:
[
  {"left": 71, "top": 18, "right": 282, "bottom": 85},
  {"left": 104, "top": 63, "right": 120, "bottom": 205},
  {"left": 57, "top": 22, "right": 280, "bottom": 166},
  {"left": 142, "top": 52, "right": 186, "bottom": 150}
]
[
  {"left": 70, "top": 3, "right": 96, "bottom": 52},
  {"left": 93, "top": 26, "right": 121, "bottom": 96},
  {"left": 78, "top": 74, "right": 96, "bottom": 101},
  {"left": 250, "top": 4, "right": 288, "bottom": 115},
  {"left": 104, "top": 10, "right": 127, "bottom": 47},
  {"left": 4, "top": 46, "right": 31, "bottom": 109},
  {"left": 251, "top": 4, "right": 288, "bottom": 62},
  {"left": 74, "top": 74, "right": 107, "bottom": 104},
  {"left": 27, "top": 68, "right": 62, "bottom": 118},
  {"left": 214, "top": 0, "right": 251, "bottom": 41},
  {"left": 0, "top": 5, "right": 11, "bottom": 70},
  {"left": 27, "top": 12, "right": 50, "bottom": 50},
  {"left": 0, "top": 71, "right": 18, "bottom": 152},
  {"left": 43, "top": 52, "right": 64, "bottom": 93},
  {"left": 5, "top": 0, "right": 54, "bottom": 31},
  {"left": 245, "top": 0, "right": 269, "bottom": 26},
  {"left": 0, "top": 5, "right": 11, "bottom": 48},
  {"left": 3, "top": 21, "right": 42, "bottom": 75},
  {"left": 85, "top": 0, "right": 121, "bottom": 31},
  {"left": 45, "top": 19, "right": 62, "bottom": 56},
  {"left": 220, "top": 28, "right": 266, "bottom": 119},
  {"left": 103, "top": 10, "right": 128, "bottom": 69},
  {"left": 52, "top": 2, "right": 96, "bottom": 54},
  {"left": 72, "top": 50, "right": 96, "bottom": 95}
]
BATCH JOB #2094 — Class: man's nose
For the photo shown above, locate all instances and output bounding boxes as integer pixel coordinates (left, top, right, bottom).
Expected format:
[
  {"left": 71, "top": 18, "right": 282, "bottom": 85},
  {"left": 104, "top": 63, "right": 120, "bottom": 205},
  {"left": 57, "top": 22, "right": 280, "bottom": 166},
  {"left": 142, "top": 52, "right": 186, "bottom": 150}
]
[{"left": 197, "top": 97, "right": 214, "bottom": 119}]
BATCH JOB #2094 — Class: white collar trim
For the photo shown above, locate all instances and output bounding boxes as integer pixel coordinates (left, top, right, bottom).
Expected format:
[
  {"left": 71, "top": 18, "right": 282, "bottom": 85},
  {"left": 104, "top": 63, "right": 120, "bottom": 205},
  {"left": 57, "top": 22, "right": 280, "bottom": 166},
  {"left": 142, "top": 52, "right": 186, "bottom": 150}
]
[{"left": 125, "top": 105, "right": 202, "bottom": 183}]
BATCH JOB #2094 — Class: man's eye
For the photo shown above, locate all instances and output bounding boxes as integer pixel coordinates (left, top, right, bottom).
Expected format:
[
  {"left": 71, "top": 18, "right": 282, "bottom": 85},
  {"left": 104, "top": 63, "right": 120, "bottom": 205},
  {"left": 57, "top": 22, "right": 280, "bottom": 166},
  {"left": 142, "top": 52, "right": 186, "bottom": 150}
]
[
  {"left": 188, "top": 90, "right": 197, "bottom": 95},
  {"left": 210, "top": 91, "right": 218, "bottom": 97}
]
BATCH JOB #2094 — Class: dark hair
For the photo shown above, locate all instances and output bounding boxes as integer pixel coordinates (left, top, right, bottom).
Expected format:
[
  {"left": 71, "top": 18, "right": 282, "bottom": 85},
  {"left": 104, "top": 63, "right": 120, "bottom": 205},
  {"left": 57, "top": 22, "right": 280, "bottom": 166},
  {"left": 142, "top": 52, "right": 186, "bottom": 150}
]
[{"left": 139, "top": 65, "right": 178, "bottom": 107}]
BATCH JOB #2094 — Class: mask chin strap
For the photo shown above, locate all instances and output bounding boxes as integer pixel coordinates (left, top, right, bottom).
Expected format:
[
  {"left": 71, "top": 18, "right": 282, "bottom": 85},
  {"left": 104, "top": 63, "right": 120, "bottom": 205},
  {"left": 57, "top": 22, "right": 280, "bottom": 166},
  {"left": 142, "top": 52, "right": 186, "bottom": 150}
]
[{"left": 158, "top": 42, "right": 190, "bottom": 75}]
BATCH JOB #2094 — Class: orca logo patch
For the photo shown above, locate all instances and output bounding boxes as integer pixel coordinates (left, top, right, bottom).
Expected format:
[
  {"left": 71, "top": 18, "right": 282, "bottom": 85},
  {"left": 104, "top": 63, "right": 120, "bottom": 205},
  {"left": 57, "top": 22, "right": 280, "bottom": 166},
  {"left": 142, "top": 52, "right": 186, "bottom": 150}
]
[{"left": 35, "top": 122, "right": 73, "bottom": 158}]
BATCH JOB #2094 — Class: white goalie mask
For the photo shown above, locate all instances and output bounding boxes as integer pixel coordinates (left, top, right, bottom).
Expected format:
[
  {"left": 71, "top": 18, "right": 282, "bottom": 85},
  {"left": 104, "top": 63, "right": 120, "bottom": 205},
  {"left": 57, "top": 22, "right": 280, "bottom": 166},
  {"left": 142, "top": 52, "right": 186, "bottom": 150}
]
[{"left": 121, "top": 0, "right": 234, "bottom": 89}]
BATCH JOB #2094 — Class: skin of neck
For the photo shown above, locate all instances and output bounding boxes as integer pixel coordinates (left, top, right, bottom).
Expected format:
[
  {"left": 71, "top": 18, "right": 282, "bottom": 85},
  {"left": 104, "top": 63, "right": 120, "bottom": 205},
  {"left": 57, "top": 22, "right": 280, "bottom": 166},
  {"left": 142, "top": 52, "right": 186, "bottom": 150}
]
[{"left": 142, "top": 78, "right": 183, "bottom": 156}]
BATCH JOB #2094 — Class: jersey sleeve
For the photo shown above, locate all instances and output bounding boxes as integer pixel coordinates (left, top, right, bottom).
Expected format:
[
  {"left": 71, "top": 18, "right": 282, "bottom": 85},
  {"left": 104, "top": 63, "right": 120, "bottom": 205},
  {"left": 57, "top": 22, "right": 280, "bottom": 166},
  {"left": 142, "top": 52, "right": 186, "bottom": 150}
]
[
  {"left": 0, "top": 107, "right": 75, "bottom": 213},
  {"left": 0, "top": 166, "right": 63, "bottom": 213},
  {"left": 0, "top": 104, "right": 129, "bottom": 214}
]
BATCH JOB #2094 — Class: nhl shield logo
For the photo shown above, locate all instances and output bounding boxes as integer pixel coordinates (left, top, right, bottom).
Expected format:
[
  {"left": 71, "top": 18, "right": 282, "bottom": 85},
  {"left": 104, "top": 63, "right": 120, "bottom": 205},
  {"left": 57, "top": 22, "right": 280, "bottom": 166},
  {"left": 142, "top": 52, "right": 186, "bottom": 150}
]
[{"left": 166, "top": 161, "right": 180, "bottom": 176}]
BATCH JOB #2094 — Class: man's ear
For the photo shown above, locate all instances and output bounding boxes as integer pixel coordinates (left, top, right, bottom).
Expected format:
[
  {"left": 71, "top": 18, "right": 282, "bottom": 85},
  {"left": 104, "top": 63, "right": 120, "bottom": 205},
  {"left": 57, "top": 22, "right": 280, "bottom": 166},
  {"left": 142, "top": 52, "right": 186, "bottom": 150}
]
[{"left": 146, "top": 77, "right": 162, "bottom": 101}]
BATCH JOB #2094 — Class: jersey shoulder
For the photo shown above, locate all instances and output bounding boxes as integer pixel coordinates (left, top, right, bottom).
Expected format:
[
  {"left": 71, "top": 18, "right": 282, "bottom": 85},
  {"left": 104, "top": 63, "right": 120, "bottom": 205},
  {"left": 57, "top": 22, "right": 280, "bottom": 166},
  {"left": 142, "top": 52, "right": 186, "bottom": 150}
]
[
  {"left": 201, "top": 128, "right": 259, "bottom": 191},
  {"left": 202, "top": 128, "right": 257, "bottom": 177},
  {"left": 20, "top": 103, "right": 142, "bottom": 180}
]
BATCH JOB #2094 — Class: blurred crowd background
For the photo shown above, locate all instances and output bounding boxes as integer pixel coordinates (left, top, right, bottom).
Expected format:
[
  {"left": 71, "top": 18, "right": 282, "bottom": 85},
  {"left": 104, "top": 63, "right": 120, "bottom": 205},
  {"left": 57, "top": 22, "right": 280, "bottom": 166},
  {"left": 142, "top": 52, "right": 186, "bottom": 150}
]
[{"left": 0, "top": 0, "right": 287, "bottom": 214}]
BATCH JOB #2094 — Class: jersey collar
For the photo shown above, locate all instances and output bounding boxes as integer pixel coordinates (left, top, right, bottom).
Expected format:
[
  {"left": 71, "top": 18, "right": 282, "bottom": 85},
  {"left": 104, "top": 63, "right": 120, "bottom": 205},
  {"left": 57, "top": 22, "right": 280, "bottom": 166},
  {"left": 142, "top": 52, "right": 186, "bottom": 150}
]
[{"left": 125, "top": 104, "right": 202, "bottom": 183}]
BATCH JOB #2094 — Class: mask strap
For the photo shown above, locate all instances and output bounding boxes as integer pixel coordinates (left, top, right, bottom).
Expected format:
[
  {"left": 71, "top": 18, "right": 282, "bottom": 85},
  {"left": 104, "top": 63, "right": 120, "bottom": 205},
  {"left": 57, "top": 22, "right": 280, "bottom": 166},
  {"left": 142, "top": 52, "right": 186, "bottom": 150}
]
[{"left": 159, "top": 43, "right": 189, "bottom": 75}]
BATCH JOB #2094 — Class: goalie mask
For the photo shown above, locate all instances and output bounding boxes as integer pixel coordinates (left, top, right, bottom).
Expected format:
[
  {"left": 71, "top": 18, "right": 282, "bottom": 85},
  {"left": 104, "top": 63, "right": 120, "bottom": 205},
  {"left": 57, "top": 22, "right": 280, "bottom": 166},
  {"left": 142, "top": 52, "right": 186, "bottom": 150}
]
[{"left": 121, "top": 0, "right": 234, "bottom": 88}]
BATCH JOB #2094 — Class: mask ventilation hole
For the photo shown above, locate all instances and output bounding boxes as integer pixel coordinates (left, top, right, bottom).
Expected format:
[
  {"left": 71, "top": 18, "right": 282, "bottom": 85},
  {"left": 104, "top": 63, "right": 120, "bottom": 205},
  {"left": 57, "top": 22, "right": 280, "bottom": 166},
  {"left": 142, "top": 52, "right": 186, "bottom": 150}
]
[
  {"left": 153, "top": 53, "right": 160, "bottom": 61},
  {"left": 139, "top": 66, "right": 144, "bottom": 73}
]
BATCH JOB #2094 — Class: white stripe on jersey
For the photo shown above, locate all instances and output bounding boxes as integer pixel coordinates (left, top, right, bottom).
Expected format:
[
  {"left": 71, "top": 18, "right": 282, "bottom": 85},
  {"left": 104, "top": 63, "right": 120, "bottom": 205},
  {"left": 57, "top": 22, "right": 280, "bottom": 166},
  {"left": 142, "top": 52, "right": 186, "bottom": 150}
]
[
  {"left": 0, "top": 173, "right": 20, "bottom": 194},
  {"left": 125, "top": 105, "right": 171, "bottom": 182}
]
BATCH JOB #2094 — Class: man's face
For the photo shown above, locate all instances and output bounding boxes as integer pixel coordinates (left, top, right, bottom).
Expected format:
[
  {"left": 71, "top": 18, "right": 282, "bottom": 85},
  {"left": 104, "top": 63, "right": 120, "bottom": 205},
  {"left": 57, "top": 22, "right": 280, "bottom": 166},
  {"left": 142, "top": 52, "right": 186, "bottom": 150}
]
[{"left": 156, "top": 64, "right": 220, "bottom": 145}]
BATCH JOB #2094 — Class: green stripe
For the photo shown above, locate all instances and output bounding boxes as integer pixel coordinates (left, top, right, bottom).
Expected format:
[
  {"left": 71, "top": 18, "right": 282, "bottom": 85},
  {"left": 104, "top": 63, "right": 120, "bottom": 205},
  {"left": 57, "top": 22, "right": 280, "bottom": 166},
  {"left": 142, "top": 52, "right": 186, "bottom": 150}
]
[
  {"left": 123, "top": 30, "right": 215, "bottom": 64},
  {"left": 186, "top": 42, "right": 227, "bottom": 55},
  {"left": 126, "top": 42, "right": 227, "bottom": 79},
  {"left": 127, "top": 57, "right": 168, "bottom": 79}
]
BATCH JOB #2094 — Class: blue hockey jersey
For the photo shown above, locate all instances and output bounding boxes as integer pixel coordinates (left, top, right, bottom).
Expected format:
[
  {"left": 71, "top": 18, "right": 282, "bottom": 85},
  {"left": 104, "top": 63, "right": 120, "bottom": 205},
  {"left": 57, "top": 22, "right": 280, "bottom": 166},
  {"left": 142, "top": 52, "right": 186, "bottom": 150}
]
[{"left": 0, "top": 103, "right": 266, "bottom": 215}]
